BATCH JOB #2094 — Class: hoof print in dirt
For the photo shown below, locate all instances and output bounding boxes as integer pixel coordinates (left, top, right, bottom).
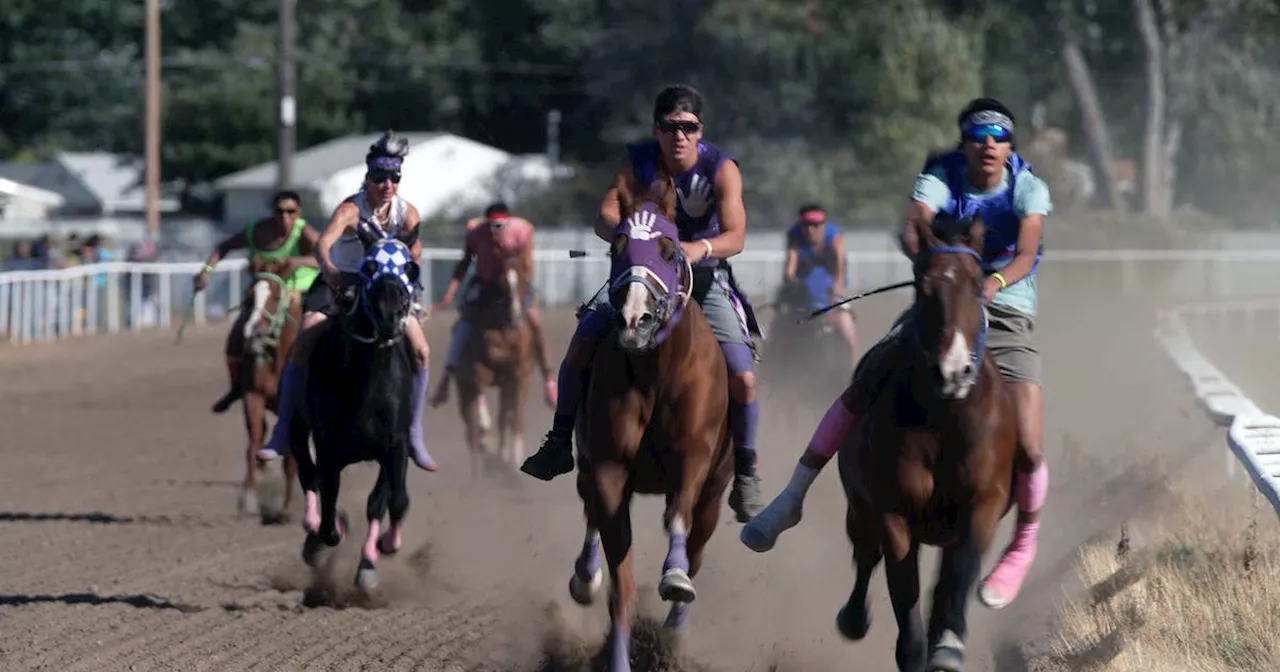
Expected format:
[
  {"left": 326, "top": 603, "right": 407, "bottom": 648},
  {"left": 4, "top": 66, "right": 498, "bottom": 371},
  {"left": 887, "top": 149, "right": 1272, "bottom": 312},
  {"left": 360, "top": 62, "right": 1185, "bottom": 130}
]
[{"left": 536, "top": 614, "right": 712, "bottom": 672}]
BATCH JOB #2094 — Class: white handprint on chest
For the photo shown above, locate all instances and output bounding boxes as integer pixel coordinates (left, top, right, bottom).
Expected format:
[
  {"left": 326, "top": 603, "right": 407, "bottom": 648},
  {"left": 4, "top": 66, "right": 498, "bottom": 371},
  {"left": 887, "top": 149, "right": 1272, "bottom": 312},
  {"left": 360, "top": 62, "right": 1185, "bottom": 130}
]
[{"left": 675, "top": 172, "right": 714, "bottom": 218}]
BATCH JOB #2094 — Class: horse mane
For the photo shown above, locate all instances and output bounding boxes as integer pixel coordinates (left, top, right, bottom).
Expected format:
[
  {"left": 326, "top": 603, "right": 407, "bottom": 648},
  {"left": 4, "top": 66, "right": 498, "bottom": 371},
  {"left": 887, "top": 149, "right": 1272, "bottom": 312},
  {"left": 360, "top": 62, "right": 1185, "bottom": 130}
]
[{"left": 615, "top": 161, "right": 678, "bottom": 224}]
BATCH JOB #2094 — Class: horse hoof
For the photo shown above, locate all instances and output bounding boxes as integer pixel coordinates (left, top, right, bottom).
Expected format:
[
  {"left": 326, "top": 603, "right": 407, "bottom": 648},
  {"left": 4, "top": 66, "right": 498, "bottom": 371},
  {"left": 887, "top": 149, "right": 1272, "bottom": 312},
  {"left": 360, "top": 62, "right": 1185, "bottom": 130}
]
[
  {"left": 237, "top": 489, "right": 260, "bottom": 516},
  {"left": 376, "top": 534, "right": 400, "bottom": 556},
  {"left": 568, "top": 567, "right": 603, "bottom": 606},
  {"left": 928, "top": 630, "right": 966, "bottom": 672},
  {"left": 301, "top": 534, "right": 324, "bottom": 567},
  {"left": 835, "top": 603, "right": 871, "bottom": 641},
  {"left": 658, "top": 568, "right": 697, "bottom": 604},
  {"left": 356, "top": 559, "right": 379, "bottom": 590}
]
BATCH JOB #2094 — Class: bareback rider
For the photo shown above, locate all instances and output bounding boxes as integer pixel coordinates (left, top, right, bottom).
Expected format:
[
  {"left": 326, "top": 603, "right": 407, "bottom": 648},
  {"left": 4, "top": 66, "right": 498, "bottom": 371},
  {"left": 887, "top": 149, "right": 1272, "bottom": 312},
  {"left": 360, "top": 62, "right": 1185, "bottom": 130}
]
[
  {"left": 742, "top": 98, "right": 1052, "bottom": 609},
  {"left": 196, "top": 190, "right": 320, "bottom": 413},
  {"left": 256, "top": 131, "right": 438, "bottom": 472},
  {"left": 519, "top": 84, "right": 766, "bottom": 523},
  {"left": 429, "top": 202, "right": 557, "bottom": 407},
  {"left": 783, "top": 203, "right": 858, "bottom": 371}
]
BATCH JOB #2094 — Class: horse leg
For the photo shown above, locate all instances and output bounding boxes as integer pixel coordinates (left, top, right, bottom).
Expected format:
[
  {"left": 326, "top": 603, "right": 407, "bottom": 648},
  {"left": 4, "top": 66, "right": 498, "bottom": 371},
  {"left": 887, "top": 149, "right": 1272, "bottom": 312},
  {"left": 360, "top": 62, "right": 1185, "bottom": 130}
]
[
  {"left": 504, "top": 364, "right": 527, "bottom": 466},
  {"left": 302, "top": 462, "right": 346, "bottom": 567},
  {"left": 664, "top": 458, "right": 728, "bottom": 632},
  {"left": 569, "top": 467, "right": 604, "bottom": 605},
  {"left": 357, "top": 464, "right": 392, "bottom": 590},
  {"left": 836, "top": 503, "right": 882, "bottom": 641},
  {"left": 658, "top": 443, "right": 714, "bottom": 606},
  {"left": 883, "top": 516, "right": 927, "bottom": 672},
  {"left": 928, "top": 497, "right": 1005, "bottom": 671},
  {"left": 458, "top": 381, "right": 484, "bottom": 480},
  {"left": 238, "top": 390, "right": 266, "bottom": 516},
  {"left": 591, "top": 464, "right": 636, "bottom": 672},
  {"left": 289, "top": 412, "right": 321, "bottom": 535},
  {"left": 378, "top": 439, "right": 411, "bottom": 557}
]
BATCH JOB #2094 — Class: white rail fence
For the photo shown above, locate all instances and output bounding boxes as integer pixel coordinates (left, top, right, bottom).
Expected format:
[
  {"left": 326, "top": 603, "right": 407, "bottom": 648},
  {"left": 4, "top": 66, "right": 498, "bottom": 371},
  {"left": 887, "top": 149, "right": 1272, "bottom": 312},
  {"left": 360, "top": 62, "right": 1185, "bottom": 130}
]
[{"left": 1155, "top": 298, "right": 1280, "bottom": 517}]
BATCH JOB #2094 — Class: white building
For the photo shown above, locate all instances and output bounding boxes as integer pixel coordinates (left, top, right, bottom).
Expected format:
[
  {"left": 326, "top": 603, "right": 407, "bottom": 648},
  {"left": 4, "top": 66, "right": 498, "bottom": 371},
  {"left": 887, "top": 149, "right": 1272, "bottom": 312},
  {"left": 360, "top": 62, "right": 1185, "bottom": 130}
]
[
  {"left": 213, "top": 132, "right": 562, "bottom": 229},
  {"left": 0, "top": 177, "right": 65, "bottom": 222}
]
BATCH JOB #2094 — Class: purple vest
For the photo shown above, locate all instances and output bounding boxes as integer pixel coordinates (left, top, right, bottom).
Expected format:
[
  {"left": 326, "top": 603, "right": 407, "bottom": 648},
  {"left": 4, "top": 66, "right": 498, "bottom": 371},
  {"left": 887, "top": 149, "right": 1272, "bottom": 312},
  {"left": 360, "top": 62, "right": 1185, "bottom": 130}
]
[{"left": 626, "top": 140, "right": 731, "bottom": 268}]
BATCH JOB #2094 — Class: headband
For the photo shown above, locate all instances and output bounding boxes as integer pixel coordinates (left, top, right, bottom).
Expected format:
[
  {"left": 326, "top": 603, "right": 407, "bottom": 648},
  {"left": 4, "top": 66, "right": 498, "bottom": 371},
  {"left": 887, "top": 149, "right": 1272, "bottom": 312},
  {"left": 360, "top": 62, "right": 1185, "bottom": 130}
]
[
  {"left": 367, "top": 156, "right": 403, "bottom": 172},
  {"left": 960, "top": 110, "right": 1015, "bottom": 134},
  {"left": 800, "top": 210, "right": 826, "bottom": 224}
]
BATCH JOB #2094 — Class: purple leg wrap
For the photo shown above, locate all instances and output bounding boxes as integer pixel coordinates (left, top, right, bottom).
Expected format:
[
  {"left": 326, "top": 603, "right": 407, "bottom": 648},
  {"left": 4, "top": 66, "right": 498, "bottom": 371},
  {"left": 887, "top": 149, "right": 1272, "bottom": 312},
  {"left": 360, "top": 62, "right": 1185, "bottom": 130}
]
[
  {"left": 575, "top": 534, "right": 601, "bottom": 581},
  {"left": 721, "top": 343, "right": 758, "bottom": 458},
  {"left": 662, "top": 532, "right": 690, "bottom": 574}
]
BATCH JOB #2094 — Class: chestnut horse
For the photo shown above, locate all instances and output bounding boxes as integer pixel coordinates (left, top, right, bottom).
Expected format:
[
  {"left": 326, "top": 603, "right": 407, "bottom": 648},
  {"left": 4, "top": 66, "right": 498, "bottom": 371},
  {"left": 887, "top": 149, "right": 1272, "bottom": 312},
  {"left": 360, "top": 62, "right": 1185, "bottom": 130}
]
[
  {"left": 834, "top": 213, "right": 1019, "bottom": 672},
  {"left": 214, "top": 255, "right": 299, "bottom": 522},
  {"left": 566, "top": 170, "right": 733, "bottom": 672},
  {"left": 452, "top": 265, "right": 535, "bottom": 479}
]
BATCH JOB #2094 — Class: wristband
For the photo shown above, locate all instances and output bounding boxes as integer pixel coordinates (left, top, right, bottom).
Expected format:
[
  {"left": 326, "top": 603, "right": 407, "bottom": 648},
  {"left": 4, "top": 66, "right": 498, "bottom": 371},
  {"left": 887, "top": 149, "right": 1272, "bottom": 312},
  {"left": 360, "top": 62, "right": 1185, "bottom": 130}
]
[
  {"left": 701, "top": 239, "right": 713, "bottom": 257},
  {"left": 202, "top": 264, "right": 214, "bottom": 274},
  {"left": 992, "top": 272, "right": 1007, "bottom": 289}
]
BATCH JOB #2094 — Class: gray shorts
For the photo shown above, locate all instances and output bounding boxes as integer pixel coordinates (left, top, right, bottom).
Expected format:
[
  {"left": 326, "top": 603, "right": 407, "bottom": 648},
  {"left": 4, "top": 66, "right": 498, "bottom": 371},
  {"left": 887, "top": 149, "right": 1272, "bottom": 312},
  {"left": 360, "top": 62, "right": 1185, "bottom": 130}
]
[{"left": 581, "top": 266, "right": 750, "bottom": 344}]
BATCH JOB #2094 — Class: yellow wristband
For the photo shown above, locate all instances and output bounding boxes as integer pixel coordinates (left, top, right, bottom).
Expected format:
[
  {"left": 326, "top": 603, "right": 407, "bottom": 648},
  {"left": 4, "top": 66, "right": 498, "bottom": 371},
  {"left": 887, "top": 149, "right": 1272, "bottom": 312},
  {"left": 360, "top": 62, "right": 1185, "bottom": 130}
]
[
  {"left": 202, "top": 264, "right": 214, "bottom": 274},
  {"left": 992, "top": 272, "right": 1007, "bottom": 289},
  {"left": 701, "top": 239, "right": 714, "bottom": 257}
]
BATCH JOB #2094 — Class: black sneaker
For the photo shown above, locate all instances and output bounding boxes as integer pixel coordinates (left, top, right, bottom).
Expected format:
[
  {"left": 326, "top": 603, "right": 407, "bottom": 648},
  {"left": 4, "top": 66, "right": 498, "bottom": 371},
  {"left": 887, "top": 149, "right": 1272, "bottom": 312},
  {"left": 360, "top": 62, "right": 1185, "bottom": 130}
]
[
  {"left": 729, "top": 473, "right": 764, "bottom": 522},
  {"left": 520, "top": 428, "right": 575, "bottom": 481}
]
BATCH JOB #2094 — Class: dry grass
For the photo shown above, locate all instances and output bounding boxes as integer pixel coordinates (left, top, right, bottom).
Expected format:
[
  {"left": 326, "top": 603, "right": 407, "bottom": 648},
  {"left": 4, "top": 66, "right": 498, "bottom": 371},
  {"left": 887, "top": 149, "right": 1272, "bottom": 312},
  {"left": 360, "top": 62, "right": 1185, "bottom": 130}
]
[{"left": 1035, "top": 486, "right": 1280, "bottom": 672}]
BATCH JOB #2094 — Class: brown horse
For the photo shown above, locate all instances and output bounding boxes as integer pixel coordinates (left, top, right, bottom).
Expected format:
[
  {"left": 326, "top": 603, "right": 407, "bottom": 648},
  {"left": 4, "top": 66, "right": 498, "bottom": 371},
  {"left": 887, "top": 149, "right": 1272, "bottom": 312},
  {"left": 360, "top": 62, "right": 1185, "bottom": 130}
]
[
  {"left": 452, "top": 265, "right": 535, "bottom": 479},
  {"left": 833, "top": 213, "right": 1018, "bottom": 672},
  {"left": 566, "top": 170, "right": 733, "bottom": 671},
  {"left": 216, "top": 256, "right": 299, "bottom": 522}
]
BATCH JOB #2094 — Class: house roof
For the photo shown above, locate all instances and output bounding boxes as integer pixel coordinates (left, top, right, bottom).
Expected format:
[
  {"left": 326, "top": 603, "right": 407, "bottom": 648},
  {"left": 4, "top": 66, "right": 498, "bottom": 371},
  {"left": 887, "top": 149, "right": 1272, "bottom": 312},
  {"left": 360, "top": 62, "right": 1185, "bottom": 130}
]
[
  {"left": 0, "top": 177, "right": 66, "bottom": 207},
  {"left": 214, "top": 132, "right": 444, "bottom": 190},
  {"left": 0, "top": 151, "right": 179, "bottom": 214}
]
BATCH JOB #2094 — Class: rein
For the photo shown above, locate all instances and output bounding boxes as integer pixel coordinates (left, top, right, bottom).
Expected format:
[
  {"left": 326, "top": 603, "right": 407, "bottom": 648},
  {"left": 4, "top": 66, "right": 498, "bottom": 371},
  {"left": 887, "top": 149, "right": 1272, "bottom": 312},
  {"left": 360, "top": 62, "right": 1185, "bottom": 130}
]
[
  {"left": 909, "top": 244, "right": 990, "bottom": 389},
  {"left": 246, "top": 271, "right": 298, "bottom": 367},
  {"left": 607, "top": 244, "right": 693, "bottom": 347}
]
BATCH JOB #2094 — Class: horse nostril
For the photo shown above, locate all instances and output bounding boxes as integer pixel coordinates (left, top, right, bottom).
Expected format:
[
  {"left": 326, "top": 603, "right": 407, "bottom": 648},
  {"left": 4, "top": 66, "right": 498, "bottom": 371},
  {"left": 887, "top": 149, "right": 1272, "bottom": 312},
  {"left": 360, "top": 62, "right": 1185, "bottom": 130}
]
[{"left": 637, "top": 313, "right": 654, "bottom": 327}]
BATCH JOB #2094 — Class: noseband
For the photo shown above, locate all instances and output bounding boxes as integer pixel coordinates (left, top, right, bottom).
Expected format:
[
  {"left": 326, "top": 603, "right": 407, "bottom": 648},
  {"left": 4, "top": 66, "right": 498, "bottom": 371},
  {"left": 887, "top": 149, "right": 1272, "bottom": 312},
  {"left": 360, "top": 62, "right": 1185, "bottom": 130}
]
[{"left": 909, "top": 244, "right": 990, "bottom": 388}]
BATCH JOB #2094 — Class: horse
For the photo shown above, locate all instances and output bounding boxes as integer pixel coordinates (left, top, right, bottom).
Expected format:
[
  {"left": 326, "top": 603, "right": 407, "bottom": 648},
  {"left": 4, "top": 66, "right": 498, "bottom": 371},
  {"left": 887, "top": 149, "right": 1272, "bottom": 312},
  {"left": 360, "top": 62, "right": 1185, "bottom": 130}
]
[
  {"left": 286, "top": 227, "right": 421, "bottom": 590},
  {"left": 566, "top": 171, "right": 734, "bottom": 672},
  {"left": 214, "top": 255, "right": 300, "bottom": 522},
  {"left": 833, "top": 212, "right": 1019, "bottom": 672},
  {"left": 451, "top": 263, "right": 536, "bottom": 479}
]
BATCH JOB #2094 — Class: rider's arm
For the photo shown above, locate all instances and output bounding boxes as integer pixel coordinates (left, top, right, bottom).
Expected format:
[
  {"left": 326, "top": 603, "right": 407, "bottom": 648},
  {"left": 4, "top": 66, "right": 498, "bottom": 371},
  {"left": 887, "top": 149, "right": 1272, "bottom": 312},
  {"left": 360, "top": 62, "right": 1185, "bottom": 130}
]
[
  {"left": 832, "top": 232, "right": 847, "bottom": 293},
  {"left": 997, "top": 215, "right": 1043, "bottom": 286},
  {"left": 201, "top": 229, "right": 248, "bottom": 272},
  {"left": 706, "top": 160, "right": 746, "bottom": 258},
  {"left": 594, "top": 158, "right": 631, "bottom": 243},
  {"left": 436, "top": 234, "right": 474, "bottom": 306},
  {"left": 902, "top": 167, "right": 950, "bottom": 256},
  {"left": 315, "top": 201, "right": 359, "bottom": 276},
  {"left": 783, "top": 233, "right": 799, "bottom": 283},
  {"left": 291, "top": 223, "right": 320, "bottom": 268},
  {"left": 404, "top": 204, "right": 424, "bottom": 262}
]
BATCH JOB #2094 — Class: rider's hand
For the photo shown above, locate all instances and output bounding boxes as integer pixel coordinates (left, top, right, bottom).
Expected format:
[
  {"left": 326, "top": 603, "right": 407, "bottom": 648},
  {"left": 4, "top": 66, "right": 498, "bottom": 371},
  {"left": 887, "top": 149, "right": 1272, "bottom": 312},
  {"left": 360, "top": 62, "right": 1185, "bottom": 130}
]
[
  {"left": 981, "top": 276, "right": 1002, "bottom": 304},
  {"left": 322, "top": 264, "right": 343, "bottom": 291},
  {"left": 193, "top": 270, "right": 209, "bottom": 292},
  {"left": 680, "top": 241, "right": 707, "bottom": 264}
]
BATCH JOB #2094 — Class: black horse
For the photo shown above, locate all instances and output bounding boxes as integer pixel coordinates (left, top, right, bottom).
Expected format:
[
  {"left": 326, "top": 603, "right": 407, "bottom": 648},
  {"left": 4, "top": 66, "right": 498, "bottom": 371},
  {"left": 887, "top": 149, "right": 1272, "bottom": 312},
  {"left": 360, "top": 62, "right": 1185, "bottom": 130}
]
[{"left": 289, "top": 226, "right": 421, "bottom": 590}]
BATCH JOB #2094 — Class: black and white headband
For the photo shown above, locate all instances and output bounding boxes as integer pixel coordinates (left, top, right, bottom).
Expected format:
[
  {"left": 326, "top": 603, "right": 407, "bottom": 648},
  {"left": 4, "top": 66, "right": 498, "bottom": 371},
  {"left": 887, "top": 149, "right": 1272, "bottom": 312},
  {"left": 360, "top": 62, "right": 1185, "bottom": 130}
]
[{"left": 960, "top": 110, "right": 1015, "bottom": 134}]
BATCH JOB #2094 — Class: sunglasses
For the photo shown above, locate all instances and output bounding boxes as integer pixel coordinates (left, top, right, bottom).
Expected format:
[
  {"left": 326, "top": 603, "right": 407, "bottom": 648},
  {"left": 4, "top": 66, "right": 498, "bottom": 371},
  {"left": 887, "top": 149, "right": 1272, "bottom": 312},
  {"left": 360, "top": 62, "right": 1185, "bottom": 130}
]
[
  {"left": 368, "top": 170, "right": 402, "bottom": 184},
  {"left": 963, "top": 124, "right": 1013, "bottom": 144},
  {"left": 275, "top": 206, "right": 299, "bottom": 215},
  {"left": 656, "top": 119, "right": 702, "bottom": 136}
]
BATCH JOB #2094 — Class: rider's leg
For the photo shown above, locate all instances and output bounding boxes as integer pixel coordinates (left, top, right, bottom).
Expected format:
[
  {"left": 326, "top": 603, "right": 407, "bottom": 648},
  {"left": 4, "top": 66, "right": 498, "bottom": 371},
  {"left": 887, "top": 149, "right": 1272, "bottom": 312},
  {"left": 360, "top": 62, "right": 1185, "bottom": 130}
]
[
  {"left": 832, "top": 309, "right": 859, "bottom": 371},
  {"left": 526, "top": 303, "right": 558, "bottom": 404},
  {"left": 430, "top": 317, "right": 469, "bottom": 406},
  {"left": 521, "top": 285, "right": 613, "bottom": 481},
  {"left": 741, "top": 308, "right": 913, "bottom": 552},
  {"left": 257, "top": 310, "right": 331, "bottom": 460},
  {"left": 213, "top": 318, "right": 247, "bottom": 413},
  {"left": 979, "top": 305, "right": 1046, "bottom": 607},
  {"left": 722, "top": 344, "right": 764, "bottom": 522},
  {"left": 404, "top": 314, "right": 438, "bottom": 472}
]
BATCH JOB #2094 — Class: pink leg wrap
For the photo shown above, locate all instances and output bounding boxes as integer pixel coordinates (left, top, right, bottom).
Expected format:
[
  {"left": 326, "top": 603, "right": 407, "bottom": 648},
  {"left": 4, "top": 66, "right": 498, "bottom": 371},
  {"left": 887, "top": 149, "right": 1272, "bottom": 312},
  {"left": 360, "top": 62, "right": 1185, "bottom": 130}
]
[
  {"left": 1016, "top": 462, "right": 1048, "bottom": 513},
  {"left": 303, "top": 491, "right": 321, "bottom": 535},
  {"left": 363, "top": 518, "right": 382, "bottom": 564},
  {"left": 809, "top": 398, "right": 858, "bottom": 461}
]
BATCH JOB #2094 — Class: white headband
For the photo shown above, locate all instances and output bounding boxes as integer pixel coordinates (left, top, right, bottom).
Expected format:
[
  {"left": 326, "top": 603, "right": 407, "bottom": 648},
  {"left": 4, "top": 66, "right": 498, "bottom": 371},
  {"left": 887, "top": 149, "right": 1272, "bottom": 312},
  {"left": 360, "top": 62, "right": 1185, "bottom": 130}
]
[{"left": 960, "top": 110, "right": 1014, "bottom": 133}]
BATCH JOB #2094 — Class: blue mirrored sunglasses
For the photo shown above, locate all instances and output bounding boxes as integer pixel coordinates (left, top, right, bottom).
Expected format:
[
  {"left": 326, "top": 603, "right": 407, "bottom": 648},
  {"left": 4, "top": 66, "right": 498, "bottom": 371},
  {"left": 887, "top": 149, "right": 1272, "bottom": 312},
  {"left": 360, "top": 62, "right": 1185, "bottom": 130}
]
[{"left": 964, "top": 124, "right": 1012, "bottom": 143}]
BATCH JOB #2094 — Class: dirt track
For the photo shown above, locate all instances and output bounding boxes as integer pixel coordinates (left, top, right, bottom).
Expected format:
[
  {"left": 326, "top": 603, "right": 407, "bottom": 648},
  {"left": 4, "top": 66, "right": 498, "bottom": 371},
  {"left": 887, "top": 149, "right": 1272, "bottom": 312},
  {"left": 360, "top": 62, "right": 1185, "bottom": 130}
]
[{"left": 0, "top": 270, "right": 1233, "bottom": 671}]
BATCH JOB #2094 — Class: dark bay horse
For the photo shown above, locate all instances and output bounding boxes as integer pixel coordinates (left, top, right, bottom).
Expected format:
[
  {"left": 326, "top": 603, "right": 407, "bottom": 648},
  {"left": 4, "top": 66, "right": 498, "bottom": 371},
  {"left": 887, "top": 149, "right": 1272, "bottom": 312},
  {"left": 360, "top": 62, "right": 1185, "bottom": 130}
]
[
  {"left": 567, "top": 171, "right": 734, "bottom": 672},
  {"left": 452, "top": 265, "right": 535, "bottom": 478},
  {"left": 214, "top": 255, "right": 299, "bottom": 521},
  {"left": 834, "top": 214, "right": 1019, "bottom": 672},
  {"left": 287, "top": 230, "right": 421, "bottom": 590}
]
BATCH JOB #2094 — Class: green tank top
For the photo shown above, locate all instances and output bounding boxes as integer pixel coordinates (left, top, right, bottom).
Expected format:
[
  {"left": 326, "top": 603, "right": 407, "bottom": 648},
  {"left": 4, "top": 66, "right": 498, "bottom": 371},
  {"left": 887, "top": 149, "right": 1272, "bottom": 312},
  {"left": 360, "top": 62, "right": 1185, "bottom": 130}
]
[{"left": 245, "top": 218, "right": 319, "bottom": 292}]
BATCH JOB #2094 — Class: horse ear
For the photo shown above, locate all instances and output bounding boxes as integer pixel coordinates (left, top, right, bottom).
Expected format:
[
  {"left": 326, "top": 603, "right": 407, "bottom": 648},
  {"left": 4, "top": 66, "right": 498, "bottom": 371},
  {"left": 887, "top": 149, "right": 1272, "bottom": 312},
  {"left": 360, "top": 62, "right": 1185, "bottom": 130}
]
[
  {"left": 360, "top": 258, "right": 378, "bottom": 278},
  {"left": 612, "top": 234, "right": 629, "bottom": 259},
  {"left": 356, "top": 223, "right": 380, "bottom": 249},
  {"left": 403, "top": 260, "right": 420, "bottom": 288},
  {"left": 966, "top": 215, "right": 985, "bottom": 252},
  {"left": 659, "top": 175, "right": 678, "bottom": 222},
  {"left": 614, "top": 168, "right": 636, "bottom": 222}
]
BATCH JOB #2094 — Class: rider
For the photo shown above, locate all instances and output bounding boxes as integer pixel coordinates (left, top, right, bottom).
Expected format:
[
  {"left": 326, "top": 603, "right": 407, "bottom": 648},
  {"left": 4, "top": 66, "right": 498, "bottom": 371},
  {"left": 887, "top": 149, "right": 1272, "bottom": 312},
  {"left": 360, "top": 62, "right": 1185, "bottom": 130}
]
[
  {"left": 196, "top": 189, "right": 320, "bottom": 413},
  {"left": 742, "top": 98, "right": 1052, "bottom": 608},
  {"left": 428, "top": 201, "right": 558, "bottom": 408},
  {"left": 518, "top": 84, "right": 766, "bottom": 523},
  {"left": 783, "top": 203, "right": 858, "bottom": 370},
  {"left": 255, "top": 131, "right": 438, "bottom": 472}
]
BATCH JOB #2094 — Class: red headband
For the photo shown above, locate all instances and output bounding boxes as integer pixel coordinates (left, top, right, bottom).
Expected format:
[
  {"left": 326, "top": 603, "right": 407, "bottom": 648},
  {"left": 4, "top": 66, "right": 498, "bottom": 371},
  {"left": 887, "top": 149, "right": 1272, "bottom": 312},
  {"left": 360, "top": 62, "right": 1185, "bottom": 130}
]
[{"left": 801, "top": 210, "right": 826, "bottom": 224}]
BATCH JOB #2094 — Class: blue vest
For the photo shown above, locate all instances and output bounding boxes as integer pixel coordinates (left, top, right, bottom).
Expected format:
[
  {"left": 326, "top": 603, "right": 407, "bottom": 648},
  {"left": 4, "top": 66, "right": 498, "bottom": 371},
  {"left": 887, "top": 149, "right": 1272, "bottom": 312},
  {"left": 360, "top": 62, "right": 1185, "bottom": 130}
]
[
  {"left": 787, "top": 221, "right": 839, "bottom": 309},
  {"left": 627, "top": 140, "right": 732, "bottom": 268},
  {"left": 922, "top": 150, "right": 1042, "bottom": 277}
]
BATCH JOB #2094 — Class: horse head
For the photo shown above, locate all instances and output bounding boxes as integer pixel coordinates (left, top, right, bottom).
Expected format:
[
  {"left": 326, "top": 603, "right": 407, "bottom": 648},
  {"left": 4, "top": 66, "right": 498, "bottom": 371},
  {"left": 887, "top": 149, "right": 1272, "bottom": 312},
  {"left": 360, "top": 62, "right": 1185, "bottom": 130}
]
[
  {"left": 911, "top": 211, "right": 988, "bottom": 400},
  {"left": 243, "top": 256, "right": 294, "bottom": 345},
  {"left": 608, "top": 168, "right": 690, "bottom": 352},
  {"left": 356, "top": 237, "right": 420, "bottom": 346}
]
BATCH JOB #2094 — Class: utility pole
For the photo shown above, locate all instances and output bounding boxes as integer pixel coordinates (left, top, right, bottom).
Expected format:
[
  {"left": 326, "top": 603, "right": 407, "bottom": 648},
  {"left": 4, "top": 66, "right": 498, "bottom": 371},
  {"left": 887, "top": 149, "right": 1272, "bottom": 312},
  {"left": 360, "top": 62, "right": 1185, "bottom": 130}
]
[
  {"left": 275, "top": 0, "right": 297, "bottom": 191},
  {"left": 144, "top": 0, "right": 161, "bottom": 237},
  {"left": 545, "top": 109, "right": 561, "bottom": 166}
]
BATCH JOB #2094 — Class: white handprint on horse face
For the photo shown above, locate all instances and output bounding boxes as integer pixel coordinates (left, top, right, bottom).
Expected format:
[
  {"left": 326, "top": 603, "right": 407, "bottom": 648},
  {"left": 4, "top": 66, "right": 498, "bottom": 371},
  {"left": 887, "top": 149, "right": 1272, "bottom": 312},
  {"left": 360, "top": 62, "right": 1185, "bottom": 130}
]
[{"left": 676, "top": 172, "right": 714, "bottom": 218}]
